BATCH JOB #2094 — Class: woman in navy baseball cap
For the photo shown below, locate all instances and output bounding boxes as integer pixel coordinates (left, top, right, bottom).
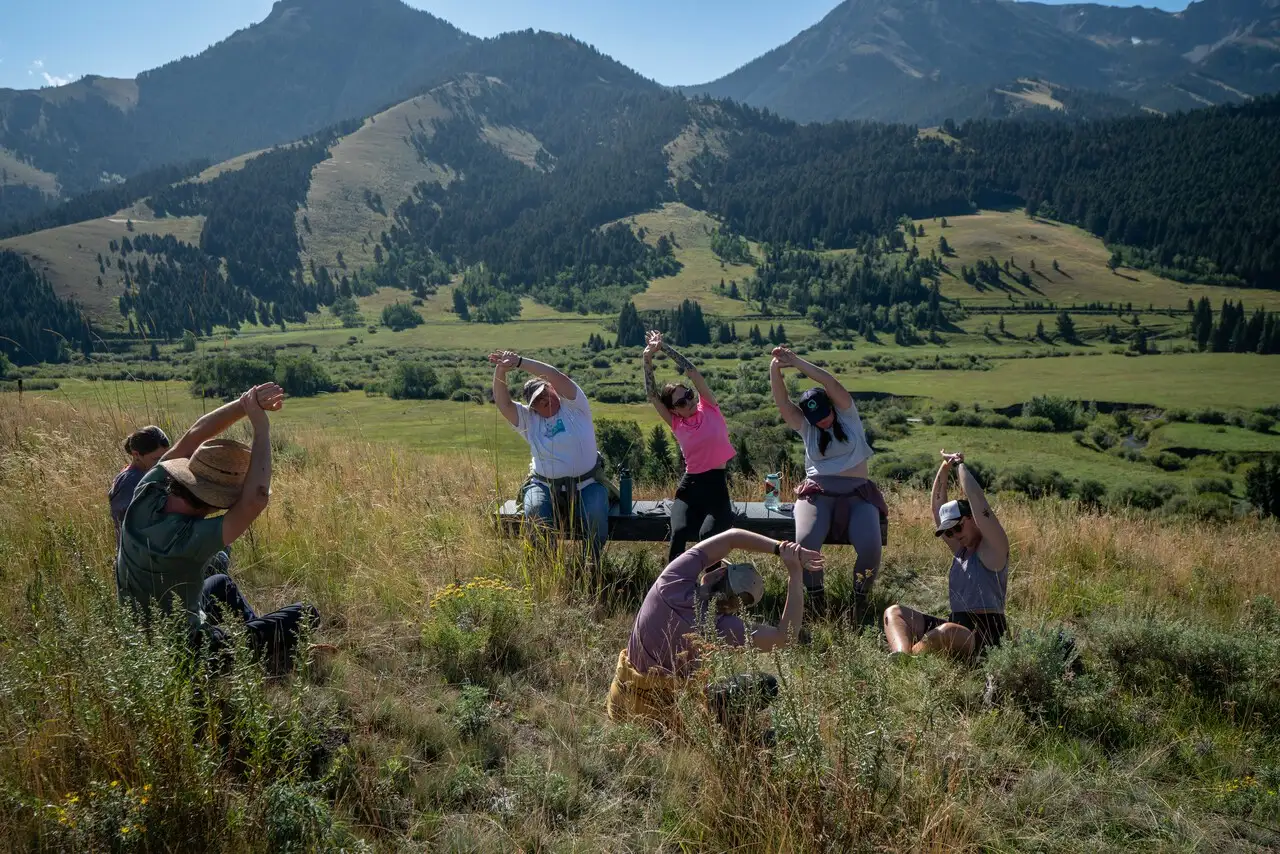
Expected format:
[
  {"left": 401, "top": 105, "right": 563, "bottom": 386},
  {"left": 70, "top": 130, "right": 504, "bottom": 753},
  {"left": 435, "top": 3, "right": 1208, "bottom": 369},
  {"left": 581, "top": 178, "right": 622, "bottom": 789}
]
[{"left": 769, "top": 347, "right": 887, "bottom": 622}]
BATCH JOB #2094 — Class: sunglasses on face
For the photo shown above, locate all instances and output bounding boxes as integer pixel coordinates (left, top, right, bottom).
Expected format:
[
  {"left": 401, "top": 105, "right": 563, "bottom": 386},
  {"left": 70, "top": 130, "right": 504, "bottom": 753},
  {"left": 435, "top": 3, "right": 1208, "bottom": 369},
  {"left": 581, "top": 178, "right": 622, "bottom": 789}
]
[
  {"left": 942, "top": 519, "right": 966, "bottom": 538},
  {"left": 672, "top": 392, "right": 695, "bottom": 408}
]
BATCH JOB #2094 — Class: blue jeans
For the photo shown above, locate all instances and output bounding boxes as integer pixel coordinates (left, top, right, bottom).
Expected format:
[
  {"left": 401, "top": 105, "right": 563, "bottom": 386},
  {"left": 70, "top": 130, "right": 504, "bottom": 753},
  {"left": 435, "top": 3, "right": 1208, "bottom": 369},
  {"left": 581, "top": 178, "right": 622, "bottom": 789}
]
[{"left": 522, "top": 480, "right": 610, "bottom": 564}]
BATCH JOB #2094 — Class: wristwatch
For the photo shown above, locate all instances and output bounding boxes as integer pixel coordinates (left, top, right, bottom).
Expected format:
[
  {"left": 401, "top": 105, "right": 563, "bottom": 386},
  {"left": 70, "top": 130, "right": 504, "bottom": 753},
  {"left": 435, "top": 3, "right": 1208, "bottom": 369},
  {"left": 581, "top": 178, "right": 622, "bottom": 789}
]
[{"left": 773, "top": 540, "right": 782, "bottom": 556}]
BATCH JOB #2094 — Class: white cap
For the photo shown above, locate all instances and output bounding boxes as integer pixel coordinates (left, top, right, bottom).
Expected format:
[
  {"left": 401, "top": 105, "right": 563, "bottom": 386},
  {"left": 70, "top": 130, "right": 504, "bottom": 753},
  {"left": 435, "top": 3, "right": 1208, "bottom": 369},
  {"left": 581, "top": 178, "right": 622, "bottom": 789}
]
[
  {"left": 935, "top": 499, "right": 971, "bottom": 536},
  {"left": 725, "top": 561, "right": 765, "bottom": 607}
]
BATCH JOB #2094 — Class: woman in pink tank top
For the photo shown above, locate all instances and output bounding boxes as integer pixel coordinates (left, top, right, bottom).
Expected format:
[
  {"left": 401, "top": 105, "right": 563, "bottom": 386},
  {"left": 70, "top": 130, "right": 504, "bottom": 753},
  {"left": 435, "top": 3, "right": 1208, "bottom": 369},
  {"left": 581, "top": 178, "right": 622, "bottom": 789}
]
[{"left": 643, "top": 331, "right": 737, "bottom": 562}]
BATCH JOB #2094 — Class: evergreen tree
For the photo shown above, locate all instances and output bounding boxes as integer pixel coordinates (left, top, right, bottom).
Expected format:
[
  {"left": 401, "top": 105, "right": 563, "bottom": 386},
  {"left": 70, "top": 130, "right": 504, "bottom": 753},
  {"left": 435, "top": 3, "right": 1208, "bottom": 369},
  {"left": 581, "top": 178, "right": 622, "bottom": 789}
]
[
  {"left": 452, "top": 288, "right": 470, "bottom": 321},
  {"left": 1055, "top": 310, "right": 1077, "bottom": 343},
  {"left": 1246, "top": 459, "right": 1280, "bottom": 519},
  {"left": 616, "top": 301, "right": 644, "bottom": 347},
  {"left": 643, "top": 425, "right": 677, "bottom": 484}
]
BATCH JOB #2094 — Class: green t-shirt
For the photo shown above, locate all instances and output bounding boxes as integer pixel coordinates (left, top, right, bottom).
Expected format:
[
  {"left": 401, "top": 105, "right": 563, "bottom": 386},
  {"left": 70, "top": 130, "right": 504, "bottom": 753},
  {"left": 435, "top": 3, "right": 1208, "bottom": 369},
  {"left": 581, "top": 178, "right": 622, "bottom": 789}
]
[{"left": 115, "top": 466, "right": 225, "bottom": 633}]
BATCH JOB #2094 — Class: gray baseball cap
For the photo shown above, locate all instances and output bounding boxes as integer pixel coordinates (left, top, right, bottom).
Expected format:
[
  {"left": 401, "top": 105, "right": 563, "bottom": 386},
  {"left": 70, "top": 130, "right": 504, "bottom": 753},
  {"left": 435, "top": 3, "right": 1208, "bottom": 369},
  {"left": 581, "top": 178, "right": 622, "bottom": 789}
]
[{"left": 935, "top": 499, "right": 972, "bottom": 535}]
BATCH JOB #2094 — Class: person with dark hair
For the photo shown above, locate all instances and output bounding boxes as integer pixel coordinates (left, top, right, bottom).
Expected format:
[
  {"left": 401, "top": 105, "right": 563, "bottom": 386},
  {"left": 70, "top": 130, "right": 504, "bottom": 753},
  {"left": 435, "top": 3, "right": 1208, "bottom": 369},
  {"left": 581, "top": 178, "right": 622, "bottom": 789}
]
[
  {"left": 643, "top": 330, "right": 736, "bottom": 562},
  {"left": 769, "top": 346, "right": 887, "bottom": 620},
  {"left": 489, "top": 350, "right": 610, "bottom": 567},
  {"left": 116, "top": 383, "right": 321, "bottom": 672},
  {"left": 883, "top": 451, "right": 1010, "bottom": 660},
  {"left": 109, "top": 426, "right": 172, "bottom": 534},
  {"left": 607, "top": 529, "right": 822, "bottom": 729}
]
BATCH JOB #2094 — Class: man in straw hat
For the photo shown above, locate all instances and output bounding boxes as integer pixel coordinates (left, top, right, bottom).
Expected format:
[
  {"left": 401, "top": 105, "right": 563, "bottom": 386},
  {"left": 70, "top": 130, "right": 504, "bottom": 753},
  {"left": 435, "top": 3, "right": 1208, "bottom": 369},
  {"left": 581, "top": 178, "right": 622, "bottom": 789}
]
[
  {"left": 116, "top": 382, "right": 319, "bottom": 670},
  {"left": 607, "top": 529, "right": 822, "bottom": 732},
  {"left": 489, "top": 349, "right": 611, "bottom": 568},
  {"left": 883, "top": 451, "right": 1010, "bottom": 661}
]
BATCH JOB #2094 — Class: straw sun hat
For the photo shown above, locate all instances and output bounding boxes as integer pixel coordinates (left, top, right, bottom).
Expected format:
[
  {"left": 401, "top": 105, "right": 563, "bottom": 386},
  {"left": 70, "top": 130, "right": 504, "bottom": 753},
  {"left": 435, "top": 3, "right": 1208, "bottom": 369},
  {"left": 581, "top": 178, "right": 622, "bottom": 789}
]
[{"left": 159, "top": 438, "right": 252, "bottom": 509}]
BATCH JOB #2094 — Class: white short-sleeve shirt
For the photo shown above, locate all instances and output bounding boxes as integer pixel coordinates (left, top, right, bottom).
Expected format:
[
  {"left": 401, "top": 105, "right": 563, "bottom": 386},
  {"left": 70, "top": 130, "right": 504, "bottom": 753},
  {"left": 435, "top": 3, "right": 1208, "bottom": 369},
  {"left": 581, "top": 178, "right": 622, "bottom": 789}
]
[{"left": 514, "top": 381, "right": 599, "bottom": 479}]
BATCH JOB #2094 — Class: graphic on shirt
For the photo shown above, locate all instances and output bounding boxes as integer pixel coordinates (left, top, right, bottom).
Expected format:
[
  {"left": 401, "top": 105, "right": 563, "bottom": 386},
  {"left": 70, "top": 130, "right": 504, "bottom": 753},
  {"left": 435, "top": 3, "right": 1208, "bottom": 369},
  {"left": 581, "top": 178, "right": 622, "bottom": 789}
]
[{"left": 542, "top": 418, "right": 566, "bottom": 439}]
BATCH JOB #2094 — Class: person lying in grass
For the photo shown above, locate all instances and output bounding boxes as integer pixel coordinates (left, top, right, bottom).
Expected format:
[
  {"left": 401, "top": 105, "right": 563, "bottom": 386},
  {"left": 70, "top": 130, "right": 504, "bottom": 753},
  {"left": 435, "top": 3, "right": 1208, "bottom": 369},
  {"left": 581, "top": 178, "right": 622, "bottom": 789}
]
[
  {"left": 490, "top": 349, "right": 610, "bottom": 570},
  {"left": 883, "top": 451, "right": 1011, "bottom": 660},
  {"left": 607, "top": 529, "right": 822, "bottom": 730},
  {"left": 115, "top": 382, "right": 321, "bottom": 673},
  {"left": 642, "top": 330, "right": 736, "bottom": 563}
]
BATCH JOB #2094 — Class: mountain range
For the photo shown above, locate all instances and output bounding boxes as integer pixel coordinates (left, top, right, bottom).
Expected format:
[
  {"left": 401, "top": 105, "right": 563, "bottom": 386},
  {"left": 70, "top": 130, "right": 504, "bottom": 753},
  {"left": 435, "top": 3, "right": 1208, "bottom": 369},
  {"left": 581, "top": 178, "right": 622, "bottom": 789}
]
[
  {"left": 2, "top": 0, "right": 1279, "bottom": 220},
  {"left": 688, "top": 0, "right": 1280, "bottom": 123},
  {"left": 1, "top": 0, "right": 1279, "bottom": 364}
]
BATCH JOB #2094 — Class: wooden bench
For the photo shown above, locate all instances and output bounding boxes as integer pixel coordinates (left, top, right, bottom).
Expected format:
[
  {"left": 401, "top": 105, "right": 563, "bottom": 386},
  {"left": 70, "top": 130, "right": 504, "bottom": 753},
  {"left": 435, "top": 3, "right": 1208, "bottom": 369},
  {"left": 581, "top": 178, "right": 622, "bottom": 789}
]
[{"left": 495, "top": 499, "right": 798, "bottom": 541}]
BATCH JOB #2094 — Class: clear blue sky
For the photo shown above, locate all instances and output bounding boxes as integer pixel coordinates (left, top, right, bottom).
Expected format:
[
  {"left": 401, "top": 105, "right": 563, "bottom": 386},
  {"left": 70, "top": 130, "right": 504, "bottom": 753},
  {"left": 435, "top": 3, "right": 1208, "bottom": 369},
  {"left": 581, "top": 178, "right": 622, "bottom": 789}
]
[{"left": 0, "top": 0, "right": 1191, "bottom": 91}]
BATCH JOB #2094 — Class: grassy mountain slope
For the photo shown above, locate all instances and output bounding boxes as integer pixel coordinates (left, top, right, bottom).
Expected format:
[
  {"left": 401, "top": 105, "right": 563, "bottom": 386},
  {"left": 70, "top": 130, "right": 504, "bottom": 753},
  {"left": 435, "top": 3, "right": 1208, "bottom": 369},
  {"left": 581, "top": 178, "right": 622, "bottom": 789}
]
[
  {"left": 0, "top": 0, "right": 473, "bottom": 218},
  {"left": 0, "top": 148, "right": 59, "bottom": 195},
  {"left": 0, "top": 213, "right": 204, "bottom": 331},
  {"left": 923, "top": 210, "right": 1280, "bottom": 311},
  {"left": 298, "top": 75, "right": 554, "bottom": 277}
]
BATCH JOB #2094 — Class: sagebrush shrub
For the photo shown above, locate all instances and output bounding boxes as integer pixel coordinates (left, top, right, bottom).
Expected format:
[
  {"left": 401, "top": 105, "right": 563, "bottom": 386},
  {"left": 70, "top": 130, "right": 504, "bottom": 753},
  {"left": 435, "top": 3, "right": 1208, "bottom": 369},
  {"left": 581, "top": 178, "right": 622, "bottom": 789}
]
[
  {"left": 421, "top": 577, "right": 536, "bottom": 684},
  {"left": 983, "top": 627, "right": 1080, "bottom": 714}
]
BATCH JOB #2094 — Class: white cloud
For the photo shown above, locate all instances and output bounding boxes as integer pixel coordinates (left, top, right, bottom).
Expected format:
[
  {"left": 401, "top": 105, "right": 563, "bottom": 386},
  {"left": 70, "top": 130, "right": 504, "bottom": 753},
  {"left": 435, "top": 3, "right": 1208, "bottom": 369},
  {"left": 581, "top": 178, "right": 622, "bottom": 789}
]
[
  {"left": 42, "top": 72, "right": 73, "bottom": 87},
  {"left": 31, "top": 59, "right": 43, "bottom": 69}
]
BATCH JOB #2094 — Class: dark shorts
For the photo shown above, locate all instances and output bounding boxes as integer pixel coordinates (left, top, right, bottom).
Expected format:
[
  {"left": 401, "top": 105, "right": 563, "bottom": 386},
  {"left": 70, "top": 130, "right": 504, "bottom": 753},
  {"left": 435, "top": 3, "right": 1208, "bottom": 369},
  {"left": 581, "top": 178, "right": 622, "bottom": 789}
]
[{"left": 921, "top": 611, "right": 1008, "bottom": 656}]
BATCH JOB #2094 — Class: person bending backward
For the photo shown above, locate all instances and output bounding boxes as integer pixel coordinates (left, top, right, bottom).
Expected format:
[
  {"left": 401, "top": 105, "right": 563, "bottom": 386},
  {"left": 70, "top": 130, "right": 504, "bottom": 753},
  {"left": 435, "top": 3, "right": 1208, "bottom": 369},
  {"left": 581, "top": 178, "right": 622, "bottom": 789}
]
[
  {"left": 109, "top": 425, "right": 171, "bottom": 535},
  {"left": 110, "top": 425, "right": 233, "bottom": 577},
  {"left": 769, "top": 346, "right": 888, "bottom": 618},
  {"left": 883, "top": 452, "right": 1011, "bottom": 660},
  {"left": 490, "top": 350, "right": 610, "bottom": 565},
  {"left": 643, "top": 330, "right": 737, "bottom": 563},
  {"left": 607, "top": 529, "right": 822, "bottom": 728},
  {"left": 115, "top": 383, "right": 320, "bottom": 670}
]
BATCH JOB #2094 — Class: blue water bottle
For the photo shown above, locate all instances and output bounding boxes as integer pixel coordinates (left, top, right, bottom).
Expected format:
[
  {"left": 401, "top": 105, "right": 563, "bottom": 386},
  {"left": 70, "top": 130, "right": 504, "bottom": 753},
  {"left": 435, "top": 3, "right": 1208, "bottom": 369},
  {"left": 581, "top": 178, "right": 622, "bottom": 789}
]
[{"left": 619, "top": 467, "right": 633, "bottom": 515}]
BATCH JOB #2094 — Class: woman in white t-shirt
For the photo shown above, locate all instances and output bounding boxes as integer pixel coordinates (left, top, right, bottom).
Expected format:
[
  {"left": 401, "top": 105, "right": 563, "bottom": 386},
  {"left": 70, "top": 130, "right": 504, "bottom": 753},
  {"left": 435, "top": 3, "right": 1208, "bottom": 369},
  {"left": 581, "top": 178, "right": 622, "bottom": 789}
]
[{"left": 490, "top": 350, "right": 609, "bottom": 564}]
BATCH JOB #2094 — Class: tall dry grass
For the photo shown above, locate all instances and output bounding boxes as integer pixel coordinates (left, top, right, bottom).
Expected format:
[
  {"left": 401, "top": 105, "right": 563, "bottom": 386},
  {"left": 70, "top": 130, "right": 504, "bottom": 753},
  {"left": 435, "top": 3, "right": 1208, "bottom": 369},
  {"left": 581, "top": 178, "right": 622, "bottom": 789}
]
[{"left": 2, "top": 393, "right": 1279, "bottom": 852}]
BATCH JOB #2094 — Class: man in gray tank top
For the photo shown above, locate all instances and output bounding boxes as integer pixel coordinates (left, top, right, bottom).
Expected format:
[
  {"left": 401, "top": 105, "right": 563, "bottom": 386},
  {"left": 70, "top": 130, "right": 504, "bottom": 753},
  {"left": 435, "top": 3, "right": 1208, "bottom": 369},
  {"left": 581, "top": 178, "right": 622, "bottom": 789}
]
[{"left": 883, "top": 451, "right": 1011, "bottom": 660}]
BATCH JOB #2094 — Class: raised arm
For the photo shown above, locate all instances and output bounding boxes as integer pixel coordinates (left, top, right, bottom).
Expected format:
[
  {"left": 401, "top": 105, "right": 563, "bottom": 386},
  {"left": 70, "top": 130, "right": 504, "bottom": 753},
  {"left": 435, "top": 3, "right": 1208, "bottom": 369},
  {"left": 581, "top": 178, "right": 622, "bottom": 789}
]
[
  {"left": 660, "top": 339, "right": 717, "bottom": 408},
  {"left": 696, "top": 527, "right": 822, "bottom": 571},
  {"left": 931, "top": 456, "right": 954, "bottom": 525},
  {"left": 518, "top": 357, "right": 578, "bottom": 400},
  {"left": 750, "top": 542, "right": 808, "bottom": 652},
  {"left": 643, "top": 332, "right": 673, "bottom": 427},
  {"left": 773, "top": 347, "right": 854, "bottom": 411},
  {"left": 770, "top": 357, "right": 806, "bottom": 430},
  {"left": 957, "top": 460, "right": 1009, "bottom": 570},
  {"left": 161, "top": 383, "right": 283, "bottom": 463},
  {"left": 220, "top": 387, "right": 278, "bottom": 546},
  {"left": 488, "top": 351, "right": 520, "bottom": 427}
]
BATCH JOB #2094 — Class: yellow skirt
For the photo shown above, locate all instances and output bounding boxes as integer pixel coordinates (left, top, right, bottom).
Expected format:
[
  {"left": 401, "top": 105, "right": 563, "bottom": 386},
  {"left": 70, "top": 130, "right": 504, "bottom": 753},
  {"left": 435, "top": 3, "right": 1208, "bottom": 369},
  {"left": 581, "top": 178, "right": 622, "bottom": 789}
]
[{"left": 606, "top": 648, "right": 683, "bottom": 726}]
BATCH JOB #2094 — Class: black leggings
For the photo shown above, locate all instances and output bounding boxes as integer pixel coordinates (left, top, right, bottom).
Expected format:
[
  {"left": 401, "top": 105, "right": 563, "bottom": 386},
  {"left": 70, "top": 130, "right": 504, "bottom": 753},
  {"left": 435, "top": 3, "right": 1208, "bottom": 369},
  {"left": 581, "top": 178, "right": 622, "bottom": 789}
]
[
  {"left": 200, "top": 574, "right": 320, "bottom": 672},
  {"left": 669, "top": 469, "right": 735, "bottom": 563}
]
